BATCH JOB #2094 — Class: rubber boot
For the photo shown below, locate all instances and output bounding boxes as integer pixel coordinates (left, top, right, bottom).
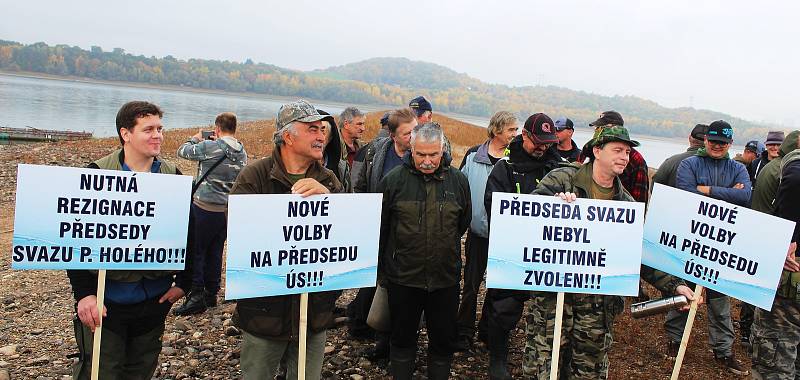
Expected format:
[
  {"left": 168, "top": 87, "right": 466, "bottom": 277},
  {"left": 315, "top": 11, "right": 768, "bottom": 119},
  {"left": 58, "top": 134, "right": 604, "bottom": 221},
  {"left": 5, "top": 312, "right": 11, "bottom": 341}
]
[
  {"left": 204, "top": 289, "right": 218, "bottom": 307},
  {"left": 389, "top": 346, "right": 416, "bottom": 380},
  {"left": 173, "top": 287, "right": 207, "bottom": 316},
  {"left": 427, "top": 353, "right": 452, "bottom": 380},
  {"left": 488, "top": 321, "right": 512, "bottom": 380}
]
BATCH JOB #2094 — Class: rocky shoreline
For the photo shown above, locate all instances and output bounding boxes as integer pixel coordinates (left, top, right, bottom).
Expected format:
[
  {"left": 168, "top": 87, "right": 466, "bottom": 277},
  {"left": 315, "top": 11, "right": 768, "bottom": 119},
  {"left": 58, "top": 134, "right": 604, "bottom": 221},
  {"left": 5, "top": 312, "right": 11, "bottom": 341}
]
[{"left": 0, "top": 115, "right": 750, "bottom": 379}]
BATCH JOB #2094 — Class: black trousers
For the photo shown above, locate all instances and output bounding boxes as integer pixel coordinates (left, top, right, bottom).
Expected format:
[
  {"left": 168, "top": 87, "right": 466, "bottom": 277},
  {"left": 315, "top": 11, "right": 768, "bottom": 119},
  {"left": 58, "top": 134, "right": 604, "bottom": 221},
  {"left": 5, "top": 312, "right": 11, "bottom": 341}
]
[
  {"left": 190, "top": 204, "right": 227, "bottom": 293},
  {"left": 456, "top": 232, "right": 489, "bottom": 338},
  {"left": 346, "top": 286, "right": 376, "bottom": 335},
  {"left": 387, "top": 282, "right": 459, "bottom": 357}
]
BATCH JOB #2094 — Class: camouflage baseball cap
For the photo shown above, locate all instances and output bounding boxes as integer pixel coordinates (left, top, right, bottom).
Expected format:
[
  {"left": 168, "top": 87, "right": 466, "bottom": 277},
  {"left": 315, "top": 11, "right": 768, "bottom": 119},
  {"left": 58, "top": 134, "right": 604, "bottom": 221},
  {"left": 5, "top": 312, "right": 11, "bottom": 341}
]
[
  {"left": 276, "top": 100, "right": 334, "bottom": 130},
  {"left": 592, "top": 126, "right": 640, "bottom": 147}
]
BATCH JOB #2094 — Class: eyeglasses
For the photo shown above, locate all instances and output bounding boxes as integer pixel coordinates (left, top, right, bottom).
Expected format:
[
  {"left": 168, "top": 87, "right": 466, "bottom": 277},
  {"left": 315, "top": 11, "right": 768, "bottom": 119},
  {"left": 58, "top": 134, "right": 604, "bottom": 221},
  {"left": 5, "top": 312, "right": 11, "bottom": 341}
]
[{"left": 523, "top": 129, "right": 554, "bottom": 148}]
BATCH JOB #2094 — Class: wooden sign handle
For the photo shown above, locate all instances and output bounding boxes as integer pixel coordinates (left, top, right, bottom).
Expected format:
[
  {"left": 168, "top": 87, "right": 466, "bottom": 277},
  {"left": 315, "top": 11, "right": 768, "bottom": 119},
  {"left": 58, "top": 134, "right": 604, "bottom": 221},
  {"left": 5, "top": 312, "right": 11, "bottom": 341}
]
[
  {"left": 298, "top": 292, "right": 309, "bottom": 380},
  {"left": 549, "top": 292, "right": 565, "bottom": 380},
  {"left": 90, "top": 269, "right": 107, "bottom": 380},
  {"left": 670, "top": 284, "right": 703, "bottom": 380}
]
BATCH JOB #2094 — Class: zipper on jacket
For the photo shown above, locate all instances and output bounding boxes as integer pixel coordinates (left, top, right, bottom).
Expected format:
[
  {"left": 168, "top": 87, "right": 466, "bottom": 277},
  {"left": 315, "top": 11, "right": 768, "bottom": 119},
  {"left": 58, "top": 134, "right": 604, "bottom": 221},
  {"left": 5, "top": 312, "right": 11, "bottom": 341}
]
[{"left": 439, "top": 202, "right": 444, "bottom": 231}]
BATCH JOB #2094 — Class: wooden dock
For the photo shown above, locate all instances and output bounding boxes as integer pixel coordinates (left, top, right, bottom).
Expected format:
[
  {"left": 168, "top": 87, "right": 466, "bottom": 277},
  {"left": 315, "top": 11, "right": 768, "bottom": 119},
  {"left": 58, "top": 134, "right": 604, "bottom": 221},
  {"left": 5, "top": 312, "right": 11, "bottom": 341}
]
[{"left": 0, "top": 127, "right": 92, "bottom": 142}]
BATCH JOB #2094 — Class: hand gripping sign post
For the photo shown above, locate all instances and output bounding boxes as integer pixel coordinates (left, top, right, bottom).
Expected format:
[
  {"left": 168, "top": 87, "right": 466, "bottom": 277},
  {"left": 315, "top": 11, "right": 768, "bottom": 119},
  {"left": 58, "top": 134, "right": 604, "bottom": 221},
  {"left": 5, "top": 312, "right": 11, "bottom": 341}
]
[
  {"left": 11, "top": 164, "right": 192, "bottom": 380},
  {"left": 486, "top": 192, "right": 645, "bottom": 380},
  {"left": 225, "top": 193, "right": 382, "bottom": 380},
  {"left": 642, "top": 184, "right": 795, "bottom": 379}
]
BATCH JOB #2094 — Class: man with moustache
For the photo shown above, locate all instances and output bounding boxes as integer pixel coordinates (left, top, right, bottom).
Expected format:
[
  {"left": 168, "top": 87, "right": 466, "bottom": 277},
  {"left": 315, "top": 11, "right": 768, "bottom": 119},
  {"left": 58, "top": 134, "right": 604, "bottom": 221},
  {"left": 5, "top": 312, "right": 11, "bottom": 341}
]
[
  {"left": 230, "top": 100, "right": 343, "bottom": 380},
  {"left": 379, "top": 121, "right": 471, "bottom": 379},
  {"left": 345, "top": 108, "right": 418, "bottom": 360}
]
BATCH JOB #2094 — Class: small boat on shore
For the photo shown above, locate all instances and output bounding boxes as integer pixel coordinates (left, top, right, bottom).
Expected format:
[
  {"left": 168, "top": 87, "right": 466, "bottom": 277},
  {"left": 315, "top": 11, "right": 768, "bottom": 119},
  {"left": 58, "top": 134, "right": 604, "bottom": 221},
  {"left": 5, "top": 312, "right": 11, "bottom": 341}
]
[{"left": 0, "top": 126, "right": 92, "bottom": 142}]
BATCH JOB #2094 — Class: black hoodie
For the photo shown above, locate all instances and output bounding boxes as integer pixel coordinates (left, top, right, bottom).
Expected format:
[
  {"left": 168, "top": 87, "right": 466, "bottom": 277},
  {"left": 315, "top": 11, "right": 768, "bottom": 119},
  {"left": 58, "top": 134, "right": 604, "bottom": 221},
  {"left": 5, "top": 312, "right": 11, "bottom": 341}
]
[
  {"left": 317, "top": 109, "right": 350, "bottom": 191},
  {"left": 484, "top": 135, "right": 565, "bottom": 218}
]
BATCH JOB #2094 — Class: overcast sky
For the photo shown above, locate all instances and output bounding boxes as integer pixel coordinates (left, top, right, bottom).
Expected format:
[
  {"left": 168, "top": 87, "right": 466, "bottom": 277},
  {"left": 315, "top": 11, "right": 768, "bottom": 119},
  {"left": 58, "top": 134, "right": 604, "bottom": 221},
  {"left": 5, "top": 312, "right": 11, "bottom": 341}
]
[{"left": 2, "top": 0, "right": 798, "bottom": 126}]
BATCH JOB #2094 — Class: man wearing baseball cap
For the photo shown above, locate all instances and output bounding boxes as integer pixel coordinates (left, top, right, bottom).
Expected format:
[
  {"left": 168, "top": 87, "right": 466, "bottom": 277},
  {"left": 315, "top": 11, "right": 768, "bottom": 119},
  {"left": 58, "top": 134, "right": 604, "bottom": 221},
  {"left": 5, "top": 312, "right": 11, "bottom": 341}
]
[
  {"left": 409, "top": 96, "right": 433, "bottom": 124},
  {"left": 578, "top": 111, "right": 651, "bottom": 203},
  {"left": 230, "top": 99, "right": 343, "bottom": 380},
  {"left": 751, "top": 131, "right": 785, "bottom": 181},
  {"left": 553, "top": 117, "right": 581, "bottom": 162},
  {"left": 734, "top": 140, "right": 763, "bottom": 183},
  {"left": 674, "top": 120, "right": 751, "bottom": 375},
  {"left": 482, "top": 113, "right": 563, "bottom": 379},
  {"left": 525, "top": 126, "right": 696, "bottom": 379}
]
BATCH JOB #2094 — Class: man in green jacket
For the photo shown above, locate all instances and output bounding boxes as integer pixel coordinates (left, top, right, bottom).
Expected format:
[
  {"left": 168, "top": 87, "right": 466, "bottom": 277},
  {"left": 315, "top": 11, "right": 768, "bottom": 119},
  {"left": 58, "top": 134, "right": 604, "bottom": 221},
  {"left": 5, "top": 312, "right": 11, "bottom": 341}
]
[
  {"left": 524, "top": 126, "right": 698, "bottom": 379},
  {"left": 751, "top": 148, "right": 800, "bottom": 379},
  {"left": 230, "top": 100, "right": 343, "bottom": 380},
  {"left": 378, "top": 122, "right": 471, "bottom": 380},
  {"left": 68, "top": 101, "right": 190, "bottom": 380}
]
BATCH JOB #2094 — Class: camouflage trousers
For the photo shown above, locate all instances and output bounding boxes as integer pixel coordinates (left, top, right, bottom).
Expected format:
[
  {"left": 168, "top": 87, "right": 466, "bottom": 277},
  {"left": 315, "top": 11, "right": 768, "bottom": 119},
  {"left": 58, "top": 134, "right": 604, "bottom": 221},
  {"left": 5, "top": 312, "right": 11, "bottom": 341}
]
[
  {"left": 752, "top": 297, "right": 800, "bottom": 380},
  {"left": 523, "top": 293, "right": 622, "bottom": 380}
]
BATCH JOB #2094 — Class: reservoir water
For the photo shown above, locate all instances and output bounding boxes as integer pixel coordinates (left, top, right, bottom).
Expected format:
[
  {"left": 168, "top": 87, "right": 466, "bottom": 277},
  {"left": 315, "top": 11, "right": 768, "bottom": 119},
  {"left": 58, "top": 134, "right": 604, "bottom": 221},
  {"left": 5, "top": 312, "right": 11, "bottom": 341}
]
[{"left": 1, "top": 73, "right": 744, "bottom": 167}]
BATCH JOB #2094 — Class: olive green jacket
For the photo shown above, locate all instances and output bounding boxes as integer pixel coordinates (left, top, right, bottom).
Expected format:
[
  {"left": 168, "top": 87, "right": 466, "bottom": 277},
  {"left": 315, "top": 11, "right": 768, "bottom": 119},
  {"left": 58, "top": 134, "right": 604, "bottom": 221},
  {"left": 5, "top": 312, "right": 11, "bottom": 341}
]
[
  {"left": 534, "top": 162, "right": 685, "bottom": 296},
  {"left": 378, "top": 154, "right": 471, "bottom": 290}
]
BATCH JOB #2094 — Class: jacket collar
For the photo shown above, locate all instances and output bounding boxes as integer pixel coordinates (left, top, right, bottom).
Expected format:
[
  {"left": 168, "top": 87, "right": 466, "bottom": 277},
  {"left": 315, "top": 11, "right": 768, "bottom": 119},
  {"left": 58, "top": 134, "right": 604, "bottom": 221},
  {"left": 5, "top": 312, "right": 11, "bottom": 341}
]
[
  {"left": 573, "top": 161, "right": 628, "bottom": 200},
  {"left": 270, "top": 145, "right": 330, "bottom": 187},
  {"left": 472, "top": 140, "right": 494, "bottom": 165},
  {"left": 401, "top": 150, "right": 448, "bottom": 181}
]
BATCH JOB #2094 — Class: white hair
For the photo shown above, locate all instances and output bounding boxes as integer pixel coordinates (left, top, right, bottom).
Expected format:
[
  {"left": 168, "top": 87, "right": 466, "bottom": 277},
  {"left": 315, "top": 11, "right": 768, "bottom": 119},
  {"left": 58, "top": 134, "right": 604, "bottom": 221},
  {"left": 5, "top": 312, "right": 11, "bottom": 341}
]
[
  {"left": 273, "top": 122, "right": 298, "bottom": 146},
  {"left": 411, "top": 122, "right": 444, "bottom": 148}
]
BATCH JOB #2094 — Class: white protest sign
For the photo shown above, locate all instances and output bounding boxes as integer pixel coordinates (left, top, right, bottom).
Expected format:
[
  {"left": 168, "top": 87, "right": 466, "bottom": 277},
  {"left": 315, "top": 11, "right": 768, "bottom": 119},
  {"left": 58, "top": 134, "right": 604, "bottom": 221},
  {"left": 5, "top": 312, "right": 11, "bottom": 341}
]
[
  {"left": 486, "top": 192, "right": 645, "bottom": 296},
  {"left": 642, "top": 183, "right": 795, "bottom": 310},
  {"left": 225, "top": 193, "right": 382, "bottom": 300},
  {"left": 12, "top": 164, "right": 192, "bottom": 270}
]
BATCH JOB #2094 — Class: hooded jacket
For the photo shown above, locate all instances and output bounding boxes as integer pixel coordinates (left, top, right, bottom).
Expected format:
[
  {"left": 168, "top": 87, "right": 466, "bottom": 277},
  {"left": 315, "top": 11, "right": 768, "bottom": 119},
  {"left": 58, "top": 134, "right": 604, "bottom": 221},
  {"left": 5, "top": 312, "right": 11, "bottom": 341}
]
[
  {"left": 460, "top": 140, "right": 502, "bottom": 238},
  {"left": 177, "top": 136, "right": 247, "bottom": 206},
  {"left": 751, "top": 130, "right": 800, "bottom": 214},
  {"left": 378, "top": 151, "right": 471, "bottom": 290},
  {"left": 676, "top": 154, "right": 752, "bottom": 207},
  {"left": 557, "top": 139, "right": 582, "bottom": 162},
  {"left": 318, "top": 112, "right": 350, "bottom": 191},
  {"left": 774, "top": 149, "right": 800, "bottom": 300},
  {"left": 351, "top": 137, "right": 394, "bottom": 194},
  {"left": 750, "top": 150, "right": 774, "bottom": 182},
  {"left": 484, "top": 136, "right": 564, "bottom": 228},
  {"left": 229, "top": 146, "right": 343, "bottom": 340}
]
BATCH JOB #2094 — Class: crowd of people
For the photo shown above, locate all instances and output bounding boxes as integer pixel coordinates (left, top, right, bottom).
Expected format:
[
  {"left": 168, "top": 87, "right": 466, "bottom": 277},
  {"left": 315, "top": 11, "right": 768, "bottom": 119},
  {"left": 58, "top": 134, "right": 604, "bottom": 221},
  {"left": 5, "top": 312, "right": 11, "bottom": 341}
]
[{"left": 65, "top": 97, "right": 800, "bottom": 380}]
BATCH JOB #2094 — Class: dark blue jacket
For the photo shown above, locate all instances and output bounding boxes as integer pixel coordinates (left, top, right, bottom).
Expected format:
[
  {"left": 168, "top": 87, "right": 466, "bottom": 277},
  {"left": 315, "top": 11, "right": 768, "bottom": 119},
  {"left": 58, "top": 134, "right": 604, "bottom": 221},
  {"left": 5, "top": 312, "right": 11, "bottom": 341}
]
[{"left": 676, "top": 155, "right": 752, "bottom": 206}]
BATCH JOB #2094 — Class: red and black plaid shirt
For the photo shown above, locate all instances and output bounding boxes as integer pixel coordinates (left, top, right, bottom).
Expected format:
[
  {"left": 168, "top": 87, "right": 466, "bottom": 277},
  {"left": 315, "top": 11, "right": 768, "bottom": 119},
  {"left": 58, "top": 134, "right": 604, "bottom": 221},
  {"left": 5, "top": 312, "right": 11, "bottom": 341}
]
[{"left": 619, "top": 148, "right": 650, "bottom": 203}]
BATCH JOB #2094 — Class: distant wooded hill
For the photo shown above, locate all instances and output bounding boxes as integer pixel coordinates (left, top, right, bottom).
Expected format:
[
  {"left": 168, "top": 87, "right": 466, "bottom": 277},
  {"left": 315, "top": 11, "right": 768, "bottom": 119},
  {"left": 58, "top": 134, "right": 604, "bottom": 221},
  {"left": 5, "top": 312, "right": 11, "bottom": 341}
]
[{"left": 0, "top": 39, "right": 775, "bottom": 141}]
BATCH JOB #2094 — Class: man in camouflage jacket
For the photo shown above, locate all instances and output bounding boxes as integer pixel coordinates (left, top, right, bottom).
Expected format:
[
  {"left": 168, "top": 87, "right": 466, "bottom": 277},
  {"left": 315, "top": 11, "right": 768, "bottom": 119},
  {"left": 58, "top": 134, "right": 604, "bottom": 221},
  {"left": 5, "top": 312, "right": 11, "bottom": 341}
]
[{"left": 524, "top": 126, "right": 696, "bottom": 380}]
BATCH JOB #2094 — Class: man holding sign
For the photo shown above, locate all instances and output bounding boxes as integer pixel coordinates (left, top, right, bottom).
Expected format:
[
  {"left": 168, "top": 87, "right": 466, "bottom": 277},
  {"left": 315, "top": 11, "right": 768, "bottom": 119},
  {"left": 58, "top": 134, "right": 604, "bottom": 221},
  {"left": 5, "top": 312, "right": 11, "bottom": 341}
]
[
  {"left": 482, "top": 112, "right": 563, "bottom": 379},
  {"left": 67, "top": 101, "right": 191, "bottom": 379},
  {"left": 229, "top": 100, "right": 343, "bottom": 380},
  {"left": 751, "top": 148, "right": 800, "bottom": 379},
  {"left": 673, "top": 120, "right": 751, "bottom": 375},
  {"left": 523, "top": 126, "right": 697, "bottom": 379},
  {"left": 378, "top": 122, "right": 471, "bottom": 380}
]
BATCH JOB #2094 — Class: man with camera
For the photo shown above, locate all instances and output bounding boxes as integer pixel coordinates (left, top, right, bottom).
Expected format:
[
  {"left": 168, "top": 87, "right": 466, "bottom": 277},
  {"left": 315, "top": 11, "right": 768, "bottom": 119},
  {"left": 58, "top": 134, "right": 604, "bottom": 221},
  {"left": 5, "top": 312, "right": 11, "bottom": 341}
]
[{"left": 174, "top": 112, "right": 248, "bottom": 315}]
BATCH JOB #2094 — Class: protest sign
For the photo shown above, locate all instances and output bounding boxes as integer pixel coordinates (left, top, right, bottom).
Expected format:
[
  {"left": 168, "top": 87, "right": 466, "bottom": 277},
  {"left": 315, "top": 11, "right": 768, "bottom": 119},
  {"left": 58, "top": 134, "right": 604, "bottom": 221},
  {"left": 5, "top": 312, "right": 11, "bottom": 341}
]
[
  {"left": 225, "top": 193, "right": 382, "bottom": 300},
  {"left": 642, "top": 183, "right": 795, "bottom": 310},
  {"left": 486, "top": 192, "right": 645, "bottom": 296},
  {"left": 12, "top": 164, "right": 192, "bottom": 270}
]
